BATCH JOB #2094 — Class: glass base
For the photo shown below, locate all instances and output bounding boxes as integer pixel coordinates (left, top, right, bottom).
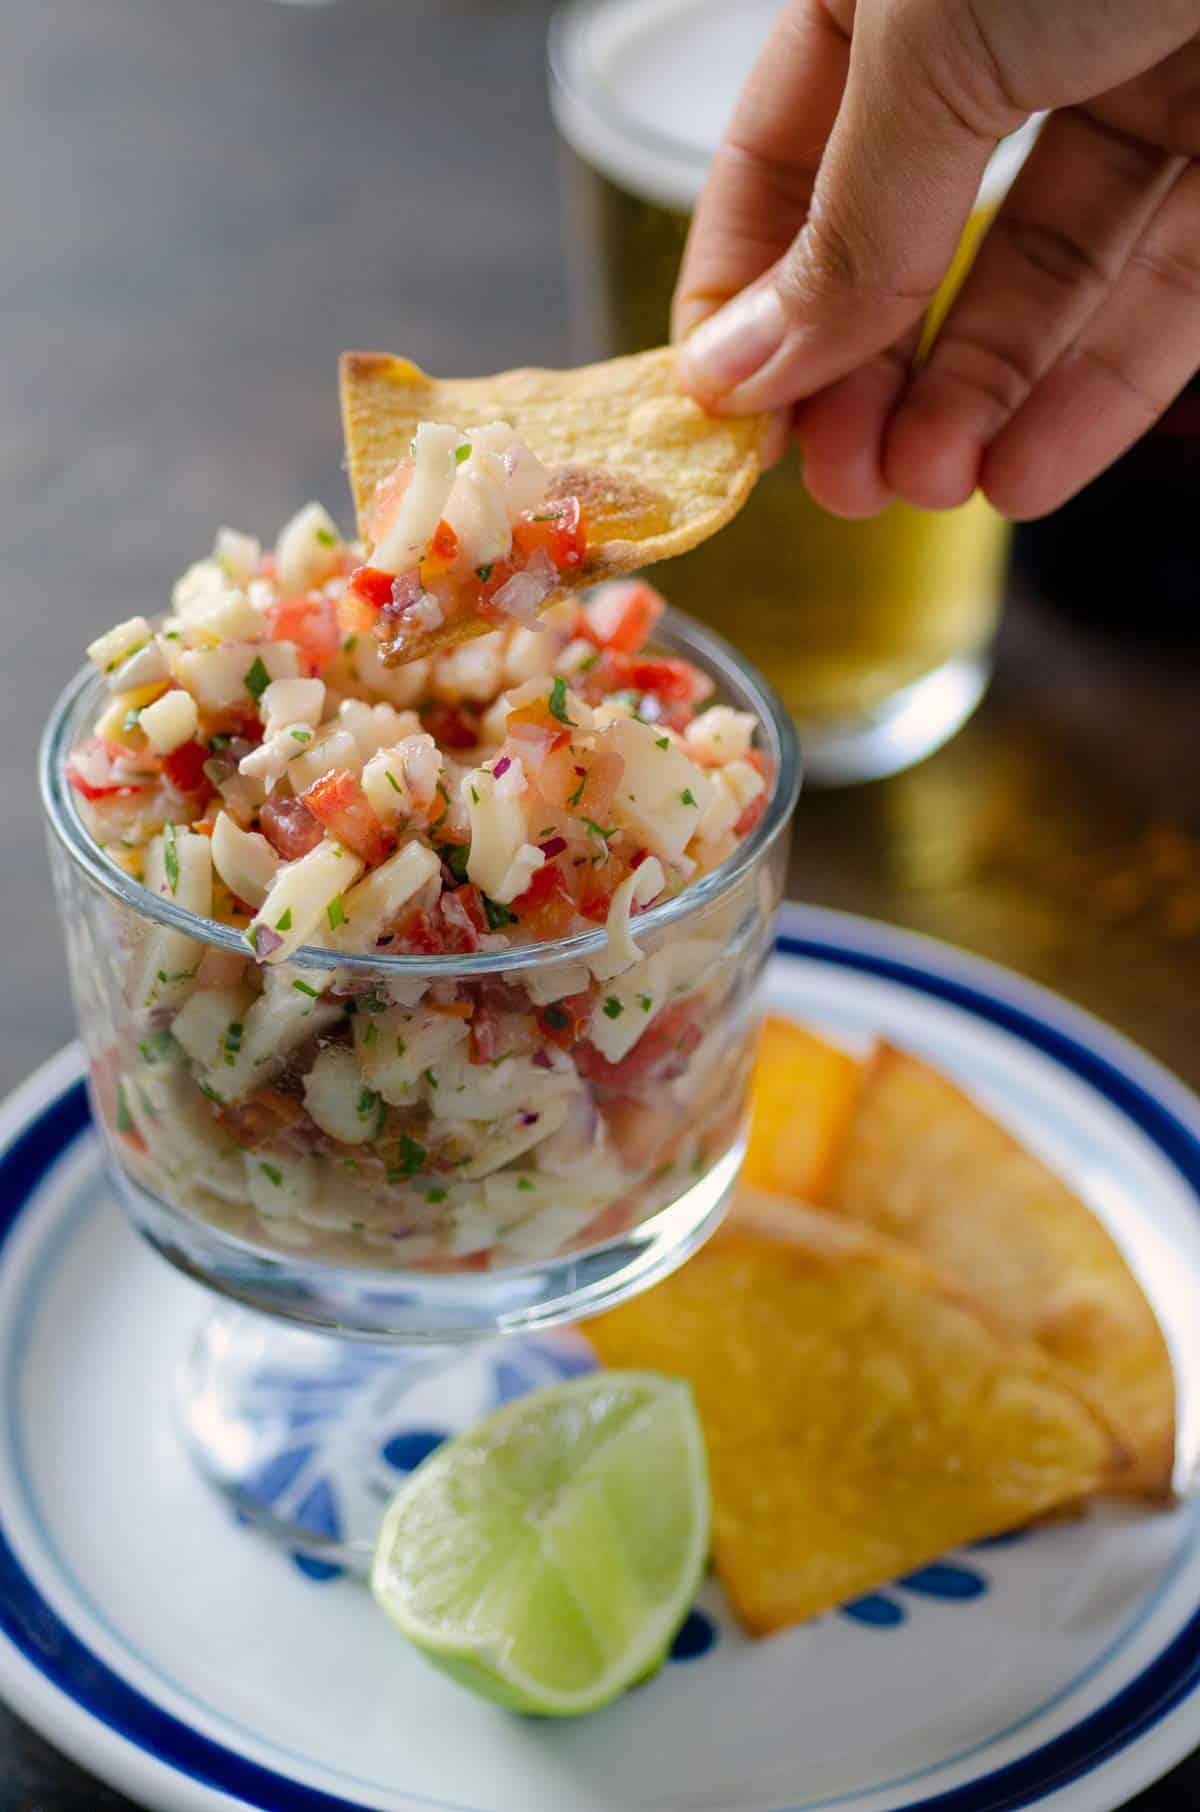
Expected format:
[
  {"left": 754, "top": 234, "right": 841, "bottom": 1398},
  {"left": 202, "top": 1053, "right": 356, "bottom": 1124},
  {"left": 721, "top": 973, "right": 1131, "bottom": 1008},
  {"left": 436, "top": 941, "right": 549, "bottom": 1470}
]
[
  {"left": 175, "top": 1308, "right": 600, "bottom": 1575},
  {"left": 797, "top": 651, "right": 991, "bottom": 787}
]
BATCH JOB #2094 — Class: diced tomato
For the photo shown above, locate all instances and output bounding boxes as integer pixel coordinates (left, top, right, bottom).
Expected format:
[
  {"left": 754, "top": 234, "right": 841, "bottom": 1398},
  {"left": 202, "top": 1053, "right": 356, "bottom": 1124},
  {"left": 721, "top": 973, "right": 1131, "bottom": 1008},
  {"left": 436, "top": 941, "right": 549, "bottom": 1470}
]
[
  {"left": 506, "top": 694, "right": 571, "bottom": 759},
  {"left": 396, "top": 908, "right": 442, "bottom": 955},
  {"left": 266, "top": 594, "right": 340, "bottom": 672},
  {"left": 162, "top": 739, "right": 213, "bottom": 798},
  {"left": 302, "top": 769, "right": 394, "bottom": 867},
  {"left": 422, "top": 701, "right": 480, "bottom": 750},
  {"left": 66, "top": 742, "right": 142, "bottom": 801},
  {"left": 409, "top": 1251, "right": 491, "bottom": 1274},
  {"left": 576, "top": 747, "right": 623, "bottom": 821},
  {"left": 259, "top": 793, "right": 324, "bottom": 860},
  {"left": 436, "top": 885, "right": 486, "bottom": 953},
  {"left": 216, "top": 1088, "right": 307, "bottom": 1150},
  {"left": 535, "top": 988, "right": 593, "bottom": 1050},
  {"left": 600, "top": 653, "right": 712, "bottom": 705},
  {"left": 420, "top": 518, "right": 459, "bottom": 580},
  {"left": 576, "top": 999, "right": 704, "bottom": 1094},
  {"left": 512, "top": 495, "right": 587, "bottom": 572},
  {"left": 512, "top": 862, "right": 576, "bottom": 940},
  {"left": 347, "top": 565, "right": 397, "bottom": 614},
  {"left": 735, "top": 792, "right": 768, "bottom": 837},
  {"left": 575, "top": 854, "right": 635, "bottom": 924},
  {"left": 581, "top": 579, "right": 665, "bottom": 654}
]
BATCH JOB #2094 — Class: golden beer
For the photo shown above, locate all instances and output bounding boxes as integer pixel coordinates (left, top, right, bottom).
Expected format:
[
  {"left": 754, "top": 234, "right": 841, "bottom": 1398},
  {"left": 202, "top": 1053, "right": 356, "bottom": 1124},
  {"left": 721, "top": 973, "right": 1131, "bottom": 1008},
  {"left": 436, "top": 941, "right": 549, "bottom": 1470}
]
[{"left": 551, "top": 0, "right": 1036, "bottom": 782}]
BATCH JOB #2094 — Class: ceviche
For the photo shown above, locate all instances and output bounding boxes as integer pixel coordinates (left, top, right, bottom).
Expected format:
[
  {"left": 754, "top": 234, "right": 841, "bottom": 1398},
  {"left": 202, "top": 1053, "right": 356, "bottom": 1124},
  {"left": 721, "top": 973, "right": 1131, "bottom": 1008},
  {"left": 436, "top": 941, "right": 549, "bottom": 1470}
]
[{"left": 62, "top": 435, "right": 781, "bottom": 1272}]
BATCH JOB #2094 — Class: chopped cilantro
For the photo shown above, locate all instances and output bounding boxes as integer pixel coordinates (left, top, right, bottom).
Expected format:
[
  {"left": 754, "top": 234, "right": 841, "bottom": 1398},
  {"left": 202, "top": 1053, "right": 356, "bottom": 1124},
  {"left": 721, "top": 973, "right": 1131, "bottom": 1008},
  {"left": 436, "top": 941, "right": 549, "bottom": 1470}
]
[
  {"left": 548, "top": 676, "right": 573, "bottom": 725},
  {"left": 475, "top": 562, "right": 493, "bottom": 582},
  {"left": 603, "top": 997, "right": 624, "bottom": 1020},
  {"left": 116, "top": 1083, "right": 133, "bottom": 1134},
  {"left": 137, "top": 1030, "right": 174, "bottom": 1064},
  {"left": 314, "top": 525, "right": 337, "bottom": 547},
  {"left": 469, "top": 784, "right": 479, "bottom": 805},
  {"left": 391, "top": 1134, "right": 427, "bottom": 1177},
  {"left": 364, "top": 1021, "right": 380, "bottom": 1046},
  {"left": 197, "top": 1079, "right": 224, "bottom": 1104},
  {"left": 426, "top": 1186, "right": 449, "bottom": 1203},
  {"left": 656, "top": 736, "right": 670, "bottom": 750},
  {"left": 356, "top": 1087, "right": 380, "bottom": 1121},
  {"left": 162, "top": 821, "right": 179, "bottom": 893},
  {"left": 455, "top": 442, "right": 472, "bottom": 464},
  {"left": 259, "top": 1161, "right": 283, "bottom": 1186},
  {"left": 327, "top": 895, "right": 346, "bottom": 931},
  {"left": 292, "top": 978, "right": 319, "bottom": 998},
  {"left": 483, "top": 895, "right": 516, "bottom": 931},
  {"left": 222, "top": 1021, "right": 244, "bottom": 1065},
  {"left": 681, "top": 788, "right": 697, "bottom": 806},
  {"left": 275, "top": 907, "right": 293, "bottom": 931},
  {"left": 439, "top": 842, "right": 470, "bottom": 882},
  {"left": 423, "top": 1067, "right": 439, "bottom": 1089},
  {"left": 360, "top": 988, "right": 387, "bottom": 1013},
  {"left": 541, "top": 1004, "right": 569, "bottom": 1031},
  {"left": 638, "top": 993, "right": 653, "bottom": 1012},
  {"left": 517, "top": 1176, "right": 535, "bottom": 1192},
  {"left": 244, "top": 655, "right": 270, "bottom": 703},
  {"left": 342, "top": 634, "right": 358, "bottom": 654},
  {"left": 290, "top": 728, "right": 312, "bottom": 744},
  {"left": 395, "top": 1036, "right": 407, "bottom": 1056},
  {"left": 577, "top": 650, "right": 599, "bottom": 673},
  {"left": 583, "top": 818, "right": 614, "bottom": 843},
  {"left": 208, "top": 733, "right": 232, "bottom": 753},
  {"left": 567, "top": 773, "right": 587, "bottom": 807},
  {"left": 385, "top": 768, "right": 402, "bottom": 793}
]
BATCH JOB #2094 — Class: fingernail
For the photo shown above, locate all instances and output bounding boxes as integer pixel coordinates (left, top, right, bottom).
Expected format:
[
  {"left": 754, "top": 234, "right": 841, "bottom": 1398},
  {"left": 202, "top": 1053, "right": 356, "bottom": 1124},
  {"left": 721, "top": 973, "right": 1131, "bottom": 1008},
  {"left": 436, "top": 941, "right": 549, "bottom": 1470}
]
[{"left": 678, "top": 285, "right": 787, "bottom": 399}]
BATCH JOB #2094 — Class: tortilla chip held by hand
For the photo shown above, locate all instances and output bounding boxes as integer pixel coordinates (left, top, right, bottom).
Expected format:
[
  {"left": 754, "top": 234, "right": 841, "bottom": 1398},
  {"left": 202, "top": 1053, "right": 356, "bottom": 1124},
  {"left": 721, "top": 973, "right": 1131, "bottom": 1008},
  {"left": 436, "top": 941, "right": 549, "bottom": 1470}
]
[
  {"left": 587, "top": 1192, "right": 1124, "bottom": 1636},
  {"left": 829, "top": 1045, "right": 1176, "bottom": 1496},
  {"left": 339, "top": 348, "right": 768, "bottom": 661}
]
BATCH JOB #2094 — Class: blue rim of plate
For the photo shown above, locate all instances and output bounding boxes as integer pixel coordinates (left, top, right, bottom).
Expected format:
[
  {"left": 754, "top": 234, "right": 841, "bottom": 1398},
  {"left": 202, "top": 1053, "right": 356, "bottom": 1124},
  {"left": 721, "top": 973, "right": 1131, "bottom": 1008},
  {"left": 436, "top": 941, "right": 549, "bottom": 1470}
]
[{"left": 0, "top": 902, "right": 1197, "bottom": 1812}]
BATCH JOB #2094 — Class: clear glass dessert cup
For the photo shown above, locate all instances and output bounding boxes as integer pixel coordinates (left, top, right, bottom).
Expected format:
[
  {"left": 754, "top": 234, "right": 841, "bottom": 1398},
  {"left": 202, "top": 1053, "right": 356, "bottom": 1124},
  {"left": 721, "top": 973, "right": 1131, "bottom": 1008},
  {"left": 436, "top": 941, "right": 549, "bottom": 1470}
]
[{"left": 40, "top": 607, "right": 799, "bottom": 1566}]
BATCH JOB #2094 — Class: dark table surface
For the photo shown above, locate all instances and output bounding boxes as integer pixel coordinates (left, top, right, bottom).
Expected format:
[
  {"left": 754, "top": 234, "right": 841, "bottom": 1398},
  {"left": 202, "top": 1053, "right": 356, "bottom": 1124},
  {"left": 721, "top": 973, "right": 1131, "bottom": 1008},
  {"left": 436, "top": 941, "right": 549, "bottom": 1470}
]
[{"left": 3, "top": 0, "right": 1199, "bottom": 1803}]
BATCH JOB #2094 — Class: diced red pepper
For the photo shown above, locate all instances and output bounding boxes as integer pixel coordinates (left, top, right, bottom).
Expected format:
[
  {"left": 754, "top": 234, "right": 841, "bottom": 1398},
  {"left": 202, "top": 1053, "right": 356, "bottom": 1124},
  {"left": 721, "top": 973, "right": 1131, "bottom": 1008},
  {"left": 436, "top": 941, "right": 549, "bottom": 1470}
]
[
  {"left": 420, "top": 518, "right": 459, "bottom": 580},
  {"left": 67, "top": 763, "right": 137, "bottom": 802},
  {"left": 266, "top": 594, "right": 341, "bottom": 672},
  {"left": 512, "top": 862, "right": 576, "bottom": 940},
  {"left": 347, "top": 565, "right": 397, "bottom": 614},
  {"left": 259, "top": 793, "right": 325, "bottom": 861},
  {"left": 735, "top": 792, "right": 768, "bottom": 837},
  {"left": 162, "top": 739, "right": 213, "bottom": 798},
  {"left": 302, "top": 769, "right": 394, "bottom": 867},
  {"left": 512, "top": 495, "right": 586, "bottom": 571}
]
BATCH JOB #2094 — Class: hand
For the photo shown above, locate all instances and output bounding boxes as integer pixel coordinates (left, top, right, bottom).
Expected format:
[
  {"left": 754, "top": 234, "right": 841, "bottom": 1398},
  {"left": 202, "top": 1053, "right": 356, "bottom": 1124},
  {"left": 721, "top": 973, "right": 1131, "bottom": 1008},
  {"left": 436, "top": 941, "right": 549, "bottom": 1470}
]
[{"left": 673, "top": 0, "right": 1200, "bottom": 520}]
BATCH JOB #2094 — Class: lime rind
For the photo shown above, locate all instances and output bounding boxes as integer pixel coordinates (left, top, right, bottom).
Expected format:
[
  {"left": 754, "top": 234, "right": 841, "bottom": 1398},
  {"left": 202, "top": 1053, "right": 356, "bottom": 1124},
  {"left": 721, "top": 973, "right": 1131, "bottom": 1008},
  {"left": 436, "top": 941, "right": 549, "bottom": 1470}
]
[{"left": 371, "top": 1371, "right": 709, "bottom": 1716}]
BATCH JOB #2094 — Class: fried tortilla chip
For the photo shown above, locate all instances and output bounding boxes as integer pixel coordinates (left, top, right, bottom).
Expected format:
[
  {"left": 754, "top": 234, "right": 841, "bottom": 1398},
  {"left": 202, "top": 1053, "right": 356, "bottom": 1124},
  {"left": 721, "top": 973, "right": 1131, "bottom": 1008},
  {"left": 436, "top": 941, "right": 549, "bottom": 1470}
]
[
  {"left": 741, "top": 1016, "right": 862, "bottom": 1203},
  {"left": 587, "top": 1191, "right": 1124, "bottom": 1636},
  {"left": 339, "top": 348, "right": 768, "bottom": 661},
  {"left": 829, "top": 1044, "right": 1175, "bottom": 1496}
]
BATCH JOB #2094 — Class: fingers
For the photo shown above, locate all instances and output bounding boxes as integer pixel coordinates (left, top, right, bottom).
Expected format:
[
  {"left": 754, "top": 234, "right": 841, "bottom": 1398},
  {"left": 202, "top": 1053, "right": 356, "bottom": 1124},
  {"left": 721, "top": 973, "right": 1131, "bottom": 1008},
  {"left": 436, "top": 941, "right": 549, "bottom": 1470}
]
[
  {"left": 793, "top": 340, "right": 916, "bottom": 516},
  {"left": 678, "top": 0, "right": 1007, "bottom": 415},
  {"left": 883, "top": 111, "right": 1182, "bottom": 509},
  {"left": 671, "top": 0, "right": 852, "bottom": 347},
  {"left": 982, "top": 159, "right": 1200, "bottom": 518}
]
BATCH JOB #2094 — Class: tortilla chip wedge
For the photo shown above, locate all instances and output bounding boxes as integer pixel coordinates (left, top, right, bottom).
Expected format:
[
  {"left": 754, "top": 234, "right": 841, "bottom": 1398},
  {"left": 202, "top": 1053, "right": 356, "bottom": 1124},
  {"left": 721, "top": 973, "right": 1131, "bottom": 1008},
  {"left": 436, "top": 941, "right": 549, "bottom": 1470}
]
[
  {"left": 741, "top": 1015, "right": 862, "bottom": 1203},
  {"left": 588, "top": 1191, "right": 1124, "bottom": 1636},
  {"left": 830, "top": 1044, "right": 1176, "bottom": 1496},
  {"left": 339, "top": 347, "right": 768, "bottom": 660}
]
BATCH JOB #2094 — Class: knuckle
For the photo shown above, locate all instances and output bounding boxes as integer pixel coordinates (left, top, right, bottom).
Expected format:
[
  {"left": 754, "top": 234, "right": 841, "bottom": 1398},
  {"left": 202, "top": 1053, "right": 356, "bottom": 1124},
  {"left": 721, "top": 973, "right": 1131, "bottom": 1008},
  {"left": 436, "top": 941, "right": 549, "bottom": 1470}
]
[
  {"left": 1074, "top": 343, "right": 1164, "bottom": 422},
  {"left": 1127, "top": 237, "right": 1200, "bottom": 306},
  {"left": 922, "top": 333, "right": 1038, "bottom": 418}
]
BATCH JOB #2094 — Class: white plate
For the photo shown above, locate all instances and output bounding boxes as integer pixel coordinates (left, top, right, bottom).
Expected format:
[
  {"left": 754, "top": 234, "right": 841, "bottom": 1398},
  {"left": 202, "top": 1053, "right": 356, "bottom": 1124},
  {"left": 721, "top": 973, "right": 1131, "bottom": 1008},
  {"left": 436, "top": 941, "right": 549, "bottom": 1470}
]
[{"left": 1, "top": 902, "right": 1198, "bottom": 1812}]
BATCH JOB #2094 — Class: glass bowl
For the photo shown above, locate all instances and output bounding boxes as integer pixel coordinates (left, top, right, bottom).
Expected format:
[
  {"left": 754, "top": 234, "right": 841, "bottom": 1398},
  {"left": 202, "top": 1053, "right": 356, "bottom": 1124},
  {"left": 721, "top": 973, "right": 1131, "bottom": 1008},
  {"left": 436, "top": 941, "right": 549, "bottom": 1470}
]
[{"left": 40, "top": 605, "right": 799, "bottom": 1559}]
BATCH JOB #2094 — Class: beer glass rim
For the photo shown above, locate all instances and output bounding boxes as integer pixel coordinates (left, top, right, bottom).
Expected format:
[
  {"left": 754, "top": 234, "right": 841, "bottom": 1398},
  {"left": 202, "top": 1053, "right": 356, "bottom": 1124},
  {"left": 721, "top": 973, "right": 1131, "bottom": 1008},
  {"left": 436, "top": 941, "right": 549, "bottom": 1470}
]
[
  {"left": 550, "top": 0, "right": 1041, "bottom": 213},
  {"left": 40, "top": 604, "right": 801, "bottom": 979}
]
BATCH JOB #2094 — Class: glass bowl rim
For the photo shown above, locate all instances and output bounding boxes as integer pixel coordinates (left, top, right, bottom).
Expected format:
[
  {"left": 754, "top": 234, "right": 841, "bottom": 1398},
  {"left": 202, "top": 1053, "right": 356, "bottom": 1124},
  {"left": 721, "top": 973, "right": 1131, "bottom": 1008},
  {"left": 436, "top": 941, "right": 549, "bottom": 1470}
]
[{"left": 40, "top": 604, "right": 801, "bottom": 977}]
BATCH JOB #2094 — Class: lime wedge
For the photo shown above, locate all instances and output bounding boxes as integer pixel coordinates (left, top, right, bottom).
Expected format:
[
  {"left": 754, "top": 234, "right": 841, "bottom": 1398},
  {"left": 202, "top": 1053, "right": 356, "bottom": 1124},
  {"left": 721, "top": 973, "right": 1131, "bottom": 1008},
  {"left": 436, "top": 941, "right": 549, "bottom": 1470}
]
[{"left": 371, "top": 1371, "right": 709, "bottom": 1716}]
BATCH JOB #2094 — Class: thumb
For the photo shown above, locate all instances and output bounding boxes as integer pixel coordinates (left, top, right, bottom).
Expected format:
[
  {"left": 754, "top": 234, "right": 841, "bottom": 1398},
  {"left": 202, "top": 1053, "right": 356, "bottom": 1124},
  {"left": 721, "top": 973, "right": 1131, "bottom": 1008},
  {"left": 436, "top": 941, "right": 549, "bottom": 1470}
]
[{"left": 678, "top": 0, "right": 1013, "bottom": 414}]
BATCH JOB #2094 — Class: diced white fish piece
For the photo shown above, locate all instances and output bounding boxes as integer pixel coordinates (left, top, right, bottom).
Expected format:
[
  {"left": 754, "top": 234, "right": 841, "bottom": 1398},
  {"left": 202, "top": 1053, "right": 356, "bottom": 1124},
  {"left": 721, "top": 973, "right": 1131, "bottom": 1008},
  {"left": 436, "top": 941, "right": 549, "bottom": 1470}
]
[
  {"left": 211, "top": 811, "right": 281, "bottom": 909},
  {"left": 275, "top": 501, "right": 341, "bottom": 594},
  {"left": 373, "top": 423, "right": 460, "bottom": 572}
]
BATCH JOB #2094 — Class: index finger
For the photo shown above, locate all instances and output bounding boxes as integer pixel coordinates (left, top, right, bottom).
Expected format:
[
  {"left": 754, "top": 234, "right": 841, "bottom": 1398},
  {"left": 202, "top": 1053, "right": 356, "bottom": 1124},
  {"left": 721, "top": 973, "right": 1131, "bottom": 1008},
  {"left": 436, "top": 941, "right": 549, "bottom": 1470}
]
[{"left": 671, "top": 0, "right": 852, "bottom": 343}]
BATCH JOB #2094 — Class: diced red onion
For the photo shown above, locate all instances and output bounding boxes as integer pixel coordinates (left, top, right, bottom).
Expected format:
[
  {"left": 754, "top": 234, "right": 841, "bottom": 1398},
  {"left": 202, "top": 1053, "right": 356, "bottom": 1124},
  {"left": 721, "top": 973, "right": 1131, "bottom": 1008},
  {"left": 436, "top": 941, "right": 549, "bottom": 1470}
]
[
  {"left": 519, "top": 1110, "right": 540, "bottom": 1126},
  {"left": 380, "top": 570, "right": 423, "bottom": 622},
  {"left": 490, "top": 549, "right": 556, "bottom": 624},
  {"left": 491, "top": 754, "right": 511, "bottom": 779},
  {"left": 532, "top": 1048, "right": 553, "bottom": 1071},
  {"left": 252, "top": 925, "right": 284, "bottom": 958},
  {"left": 538, "top": 836, "right": 567, "bottom": 858}
]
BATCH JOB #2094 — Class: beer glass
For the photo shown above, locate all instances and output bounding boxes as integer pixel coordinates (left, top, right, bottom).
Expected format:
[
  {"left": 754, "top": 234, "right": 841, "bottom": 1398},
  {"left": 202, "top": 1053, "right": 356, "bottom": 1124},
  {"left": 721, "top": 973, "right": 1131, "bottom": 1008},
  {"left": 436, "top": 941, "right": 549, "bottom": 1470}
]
[{"left": 550, "top": 0, "right": 1037, "bottom": 784}]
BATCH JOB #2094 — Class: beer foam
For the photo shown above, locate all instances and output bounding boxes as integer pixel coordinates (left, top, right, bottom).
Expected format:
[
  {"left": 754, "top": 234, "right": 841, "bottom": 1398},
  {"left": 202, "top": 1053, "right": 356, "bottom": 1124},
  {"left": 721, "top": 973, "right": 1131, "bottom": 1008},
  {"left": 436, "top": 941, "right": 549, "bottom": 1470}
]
[{"left": 551, "top": 0, "right": 1039, "bottom": 213}]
